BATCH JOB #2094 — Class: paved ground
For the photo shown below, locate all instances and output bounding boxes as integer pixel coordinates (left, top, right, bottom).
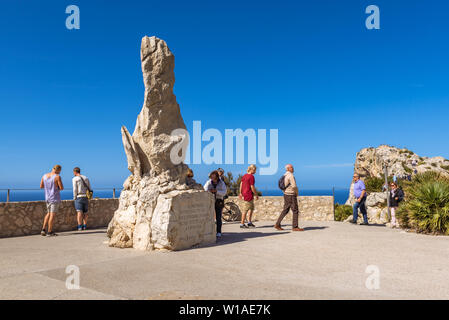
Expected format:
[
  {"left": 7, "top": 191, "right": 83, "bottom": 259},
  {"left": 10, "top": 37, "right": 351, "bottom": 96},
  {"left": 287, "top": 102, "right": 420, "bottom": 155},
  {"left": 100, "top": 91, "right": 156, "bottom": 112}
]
[{"left": 1, "top": 220, "right": 449, "bottom": 300}]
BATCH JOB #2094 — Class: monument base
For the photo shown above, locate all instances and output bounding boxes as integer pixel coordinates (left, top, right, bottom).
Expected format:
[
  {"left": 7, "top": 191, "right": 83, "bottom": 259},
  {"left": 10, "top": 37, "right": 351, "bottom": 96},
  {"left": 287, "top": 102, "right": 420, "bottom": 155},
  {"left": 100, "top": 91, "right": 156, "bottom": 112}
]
[{"left": 108, "top": 189, "right": 216, "bottom": 251}]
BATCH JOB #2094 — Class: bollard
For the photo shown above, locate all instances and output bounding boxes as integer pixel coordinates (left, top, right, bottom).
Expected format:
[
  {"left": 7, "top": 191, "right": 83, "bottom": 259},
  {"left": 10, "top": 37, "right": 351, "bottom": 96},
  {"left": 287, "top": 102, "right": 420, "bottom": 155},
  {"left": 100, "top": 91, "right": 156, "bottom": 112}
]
[
  {"left": 113, "top": 188, "right": 116, "bottom": 199},
  {"left": 7, "top": 189, "right": 10, "bottom": 202}
]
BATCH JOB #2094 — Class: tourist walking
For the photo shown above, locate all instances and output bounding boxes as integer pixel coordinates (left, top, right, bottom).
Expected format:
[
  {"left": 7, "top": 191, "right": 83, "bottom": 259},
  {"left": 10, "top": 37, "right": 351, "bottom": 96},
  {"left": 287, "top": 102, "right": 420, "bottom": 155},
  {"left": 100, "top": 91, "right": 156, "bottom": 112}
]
[
  {"left": 72, "top": 167, "right": 92, "bottom": 231},
  {"left": 389, "top": 182, "right": 404, "bottom": 228},
  {"left": 274, "top": 164, "right": 303, "bottom": 231},
  {"left": 239, "top": 164, "right": 258, "bottom": 228},
  {"left": 204, "top": 170, "right": 227, "bottom": 237},
  {"left": 40, "top": 165, "right": 63, "bottom": 236},
  {"left": 349, "top": 173, "right": 369, "bottom": 225}
]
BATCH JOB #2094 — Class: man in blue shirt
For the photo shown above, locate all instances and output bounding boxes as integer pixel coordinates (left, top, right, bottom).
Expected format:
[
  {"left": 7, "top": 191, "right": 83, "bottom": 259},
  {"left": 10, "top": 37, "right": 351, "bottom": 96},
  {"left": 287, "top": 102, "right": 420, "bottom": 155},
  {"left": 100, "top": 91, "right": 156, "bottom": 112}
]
[{"left": 350, "top": 173, "right": 369, "bottom": 225}]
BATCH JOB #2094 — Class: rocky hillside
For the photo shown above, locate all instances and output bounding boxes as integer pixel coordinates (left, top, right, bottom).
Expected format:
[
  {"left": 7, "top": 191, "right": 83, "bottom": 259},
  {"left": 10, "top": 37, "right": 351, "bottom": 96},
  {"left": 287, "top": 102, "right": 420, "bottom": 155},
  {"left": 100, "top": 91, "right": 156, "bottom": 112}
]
[
  {"left": 345, "top": 145, "right": 449, "bottom": 225},
  {"left": 354, "top": 145, "right": 449, "bottom": 178}
]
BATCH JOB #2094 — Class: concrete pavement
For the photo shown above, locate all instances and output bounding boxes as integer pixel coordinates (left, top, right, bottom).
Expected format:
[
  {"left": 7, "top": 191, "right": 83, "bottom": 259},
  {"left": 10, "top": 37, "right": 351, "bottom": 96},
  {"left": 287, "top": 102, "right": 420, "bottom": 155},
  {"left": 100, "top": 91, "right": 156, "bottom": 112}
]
[{"left": 1, "top": 220, "right": 449, "bottom": 299}]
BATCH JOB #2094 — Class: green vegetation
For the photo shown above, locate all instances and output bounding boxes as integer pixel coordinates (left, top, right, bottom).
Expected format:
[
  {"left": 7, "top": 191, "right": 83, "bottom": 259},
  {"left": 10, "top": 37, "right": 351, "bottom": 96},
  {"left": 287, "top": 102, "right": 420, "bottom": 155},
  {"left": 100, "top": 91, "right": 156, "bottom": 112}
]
[
  {"left": 418, "top": 161, "right": 425, "bottom": 166},
  {"left": 402, "top": 161, "right": 413, "bottom": 174},
  {"left": 399, "top": 172, "right": 449, "bottom": 235},
  {"left": 441, "top": 165, "right": 449, "bottom": 171},
  {"left": 364, "top": 176, "right": 386, "bottom": 193},
  {"left": 335, "top": 204, "right": 353, "bottom": 221},
  {"left": 399, "top": 149, "right": 414, "bottom": 155},
  {"left": 431, "top": 163, "right": 437, "bottom": 167}
]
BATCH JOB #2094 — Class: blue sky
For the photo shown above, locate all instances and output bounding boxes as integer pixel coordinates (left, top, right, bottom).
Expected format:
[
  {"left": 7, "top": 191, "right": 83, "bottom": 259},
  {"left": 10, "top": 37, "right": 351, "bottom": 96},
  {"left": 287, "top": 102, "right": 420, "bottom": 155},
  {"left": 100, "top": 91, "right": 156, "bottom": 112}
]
[{"left": 0, "top": 0, "right": 448, "bottom": 191}]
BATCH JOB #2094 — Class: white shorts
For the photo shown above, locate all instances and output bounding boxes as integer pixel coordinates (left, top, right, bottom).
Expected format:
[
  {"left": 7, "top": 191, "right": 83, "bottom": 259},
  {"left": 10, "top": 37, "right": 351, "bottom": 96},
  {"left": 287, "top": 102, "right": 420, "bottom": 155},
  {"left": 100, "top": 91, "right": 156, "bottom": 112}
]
[{"left": 46, "top": 202, "right": 60, "bottom": 213}]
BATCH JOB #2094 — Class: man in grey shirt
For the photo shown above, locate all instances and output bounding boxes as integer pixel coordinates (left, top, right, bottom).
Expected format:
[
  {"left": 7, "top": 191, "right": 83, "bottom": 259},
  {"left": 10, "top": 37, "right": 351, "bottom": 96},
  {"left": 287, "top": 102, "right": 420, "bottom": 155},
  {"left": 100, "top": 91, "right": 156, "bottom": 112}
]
[{"left": 72, "top": 167, "right": 92, "bottom": 231}]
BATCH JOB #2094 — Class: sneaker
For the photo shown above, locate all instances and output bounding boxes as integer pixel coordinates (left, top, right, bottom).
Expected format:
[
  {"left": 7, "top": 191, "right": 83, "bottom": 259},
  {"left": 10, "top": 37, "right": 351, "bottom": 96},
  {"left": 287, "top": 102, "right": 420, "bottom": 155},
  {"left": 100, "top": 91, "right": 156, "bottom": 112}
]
[
  {"left": 359, "top": 222, "right": 369, "bottom": 225},
  {"left": 77, "top": 225, "right": 83, "bottom": 231},
  {"left": 349, "top": 220, "right": 357, "bottom": 224},
  {"left": 46, "top": 232, "right": 57, "bottom": 237},
  {"left": 82, "top": 225, "right": 87, "bottom": 230},
  {"left": 240, "top": 224, "right": 248, "bottom": 229},
  {"left": 247, "top": 222, "right": 256, "bottom": 228},
  {"left": 41, "top": 230, "right": 46, "bottom": 236},
  {"left": 216, "top": 233, "right": 222, "bottom": 237}
]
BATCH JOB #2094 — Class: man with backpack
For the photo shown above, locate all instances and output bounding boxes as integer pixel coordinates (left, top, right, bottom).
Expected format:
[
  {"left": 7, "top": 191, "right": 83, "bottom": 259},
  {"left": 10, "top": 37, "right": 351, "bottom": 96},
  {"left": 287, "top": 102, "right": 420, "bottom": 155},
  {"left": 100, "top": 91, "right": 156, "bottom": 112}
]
[
  {"left": 275, "top": 164, "right": 303, "bottom": 231},
  {"left": 72, "top": 167, "right": 92, "bottom": 231}
]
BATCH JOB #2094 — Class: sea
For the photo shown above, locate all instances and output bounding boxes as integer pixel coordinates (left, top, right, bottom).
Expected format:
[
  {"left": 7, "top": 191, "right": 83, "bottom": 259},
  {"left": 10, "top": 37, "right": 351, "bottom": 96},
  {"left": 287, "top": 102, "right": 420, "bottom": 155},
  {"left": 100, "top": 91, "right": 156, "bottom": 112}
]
[{"left": 0, "top": 188, "right": 350, "bottom": 204}]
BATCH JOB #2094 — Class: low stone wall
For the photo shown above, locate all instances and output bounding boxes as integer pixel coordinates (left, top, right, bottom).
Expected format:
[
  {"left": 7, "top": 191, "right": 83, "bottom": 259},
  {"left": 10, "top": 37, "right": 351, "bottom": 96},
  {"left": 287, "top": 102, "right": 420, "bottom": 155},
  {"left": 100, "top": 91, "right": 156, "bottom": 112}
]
[
  {"left": 0, "top": 196, "right": 333, "bottom": 238},
  {"left": 227, "top": 196, "right": 334, "bottom": 222},
  {"left": 0, "top": 199, "right": 119, "bottom": 238}
]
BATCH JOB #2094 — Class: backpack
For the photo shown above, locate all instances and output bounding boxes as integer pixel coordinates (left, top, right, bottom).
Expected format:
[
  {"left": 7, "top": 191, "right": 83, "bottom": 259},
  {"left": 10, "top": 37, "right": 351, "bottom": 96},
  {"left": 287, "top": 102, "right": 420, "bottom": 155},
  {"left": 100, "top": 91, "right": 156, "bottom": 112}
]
[
  {"left": 278, "top": 175, "right": 290, "bottom": 191},
  {"left": 79, "top": 176, "right": 93, "bottom": 200}
]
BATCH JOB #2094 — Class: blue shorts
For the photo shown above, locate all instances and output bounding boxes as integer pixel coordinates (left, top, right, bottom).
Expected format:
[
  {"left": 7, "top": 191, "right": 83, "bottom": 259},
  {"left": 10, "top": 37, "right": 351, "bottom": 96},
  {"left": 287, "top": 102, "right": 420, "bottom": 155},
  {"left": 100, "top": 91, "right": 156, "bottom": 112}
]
[{"left": 75, "top": 197, "right": 89, "bottom": 213}]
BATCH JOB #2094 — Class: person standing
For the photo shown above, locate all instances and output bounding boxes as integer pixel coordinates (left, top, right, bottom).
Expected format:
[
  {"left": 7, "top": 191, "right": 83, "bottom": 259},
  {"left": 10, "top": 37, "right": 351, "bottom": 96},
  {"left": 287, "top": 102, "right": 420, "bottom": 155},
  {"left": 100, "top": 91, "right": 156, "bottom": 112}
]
[
  {"left": 389, "top": 182, "right": 404, "bottom": 228},
  {"left": 275, "top": 164, "right": 303, "bottom": 231},
  {"left": 239, "top": 164, "right": 258, "bottom": 228},
  {"left": 72, "top": 167, "right": 92, "bottom": 231},
  {"left": 204, "top": 170, "right": 227, "bottom": 237},
  {"left": 349, "top": 173, "right": 369, "bottom": 225},
  {"left": 40, "top": 165, "right": 64, "bottom": 236},
  {"left": 217, "top": 168, "right": 225, "bottom": 181}
]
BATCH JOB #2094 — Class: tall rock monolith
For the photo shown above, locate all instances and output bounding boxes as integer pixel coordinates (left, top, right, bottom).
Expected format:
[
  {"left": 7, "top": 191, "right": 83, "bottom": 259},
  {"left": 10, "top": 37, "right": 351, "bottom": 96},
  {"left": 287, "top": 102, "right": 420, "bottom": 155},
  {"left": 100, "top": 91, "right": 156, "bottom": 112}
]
[{"left": 107, "top": 36, "right": 215, "bottom": 251}]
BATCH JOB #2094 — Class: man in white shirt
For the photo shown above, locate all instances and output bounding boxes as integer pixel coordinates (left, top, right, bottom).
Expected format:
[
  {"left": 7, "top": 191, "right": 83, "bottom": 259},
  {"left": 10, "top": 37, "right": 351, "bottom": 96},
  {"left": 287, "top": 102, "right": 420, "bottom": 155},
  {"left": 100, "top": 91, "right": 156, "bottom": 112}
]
[{"left": 72, "top": 167, "right": 92, "bottom": 231}]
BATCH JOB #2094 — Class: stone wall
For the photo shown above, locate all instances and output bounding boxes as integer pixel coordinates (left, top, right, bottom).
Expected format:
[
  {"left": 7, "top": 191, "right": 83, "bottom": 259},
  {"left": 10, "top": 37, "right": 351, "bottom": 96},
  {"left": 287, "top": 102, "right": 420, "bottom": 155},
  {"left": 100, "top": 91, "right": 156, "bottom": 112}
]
[
  {"left": 0, "top": 196, "right": 334, "bottom": 238},
  {"left": 227, "top": 196, "right": 334, "bottom": 222},
  {"left": 0, "top": 199, "right": 119, "bottom": 238}
]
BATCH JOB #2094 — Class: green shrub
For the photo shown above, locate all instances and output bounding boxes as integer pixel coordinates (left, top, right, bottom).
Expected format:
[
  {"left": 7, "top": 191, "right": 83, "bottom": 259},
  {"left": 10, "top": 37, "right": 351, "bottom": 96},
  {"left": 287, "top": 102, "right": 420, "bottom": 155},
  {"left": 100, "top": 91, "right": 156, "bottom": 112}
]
[
  {"left": 364, "top": 176, "right": 385, "bottom": 193},
  {"left": 431, "top": 163, "right": 437, "bottom": 167},
  {"left": 441, "top": 165, "right": 449, "bottom": 171},
  {"left": 335, "top": 204, "right": 353, "bottom": 221},
  {"left": 399, "top": 172, "right": 449, "bottom": 235},
  {"left": 402, "top": 161, "right": 413, "bottom": 174},
  {"left": 400, "top": 149, "right": 414, "bottom": 155}
]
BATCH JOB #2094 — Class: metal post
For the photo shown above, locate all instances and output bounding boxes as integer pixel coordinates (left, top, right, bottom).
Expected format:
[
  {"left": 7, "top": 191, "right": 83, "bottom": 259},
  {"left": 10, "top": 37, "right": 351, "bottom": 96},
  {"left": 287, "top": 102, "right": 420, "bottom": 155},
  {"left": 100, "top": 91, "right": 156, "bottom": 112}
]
[
  {"left": 384, "top": 163, "right": 391, "bottom": 220},
  {"left": 6, "top": 189, "right": 10, "bottom": 203},
  {"left": 332, "top": 187, "right": 335, "bottom": 221},
  {"left": 113, "top": 188, "right": 116, "bottom": 199}
]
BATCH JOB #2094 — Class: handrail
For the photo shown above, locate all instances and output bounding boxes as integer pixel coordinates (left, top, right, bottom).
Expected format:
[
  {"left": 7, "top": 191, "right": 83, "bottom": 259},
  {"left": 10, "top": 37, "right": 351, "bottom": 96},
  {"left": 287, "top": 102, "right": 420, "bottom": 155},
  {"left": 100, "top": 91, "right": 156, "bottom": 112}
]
[{"left": 0, "top": 188, "right": 123, "bottom": 202}]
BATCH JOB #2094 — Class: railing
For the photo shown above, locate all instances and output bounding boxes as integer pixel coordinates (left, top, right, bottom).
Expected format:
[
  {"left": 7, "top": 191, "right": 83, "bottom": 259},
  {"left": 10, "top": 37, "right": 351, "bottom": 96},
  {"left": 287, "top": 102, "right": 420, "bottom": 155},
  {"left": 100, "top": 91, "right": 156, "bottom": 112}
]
[{"left": 0, "top": 188, "right": 123, "bottom": 203}]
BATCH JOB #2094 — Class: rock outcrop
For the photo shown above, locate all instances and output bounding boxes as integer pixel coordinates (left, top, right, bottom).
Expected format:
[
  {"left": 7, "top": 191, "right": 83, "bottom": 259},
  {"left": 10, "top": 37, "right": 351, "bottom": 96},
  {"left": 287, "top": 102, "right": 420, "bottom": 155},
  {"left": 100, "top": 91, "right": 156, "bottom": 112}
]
[
  {"left": 346, "top": 145, "right": 449, "bottom": 224},
  {"left": 107, "top": 36, "right": 215, "bottom": 251},
  {"left": 353, "top": 145, "right": 449, "bottom": 178}
]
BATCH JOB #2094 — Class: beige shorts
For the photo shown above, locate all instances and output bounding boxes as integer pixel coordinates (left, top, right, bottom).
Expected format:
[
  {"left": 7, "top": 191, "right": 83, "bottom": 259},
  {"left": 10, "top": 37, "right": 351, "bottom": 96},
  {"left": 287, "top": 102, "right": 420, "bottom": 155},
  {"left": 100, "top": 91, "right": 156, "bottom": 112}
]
[
  {"left": 46, "top": 202, "right": 60, "bottom": 213},
  {"left": 241, "top": 199, "right": 254, "bottom": 213}
]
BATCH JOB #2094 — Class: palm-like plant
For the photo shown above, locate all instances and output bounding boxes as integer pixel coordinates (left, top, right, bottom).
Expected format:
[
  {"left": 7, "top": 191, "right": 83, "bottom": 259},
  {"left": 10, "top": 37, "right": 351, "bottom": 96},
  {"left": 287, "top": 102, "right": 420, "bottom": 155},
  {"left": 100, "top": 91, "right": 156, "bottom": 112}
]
[{"left": 400, "top": 177, "right": 449, "bottom": 234}]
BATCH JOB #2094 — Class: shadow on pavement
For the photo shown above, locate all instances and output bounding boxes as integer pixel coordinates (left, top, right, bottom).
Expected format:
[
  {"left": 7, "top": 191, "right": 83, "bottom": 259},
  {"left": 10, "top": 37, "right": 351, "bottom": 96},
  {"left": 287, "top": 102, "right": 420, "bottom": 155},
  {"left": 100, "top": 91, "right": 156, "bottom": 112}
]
[
  {"left": 202, "top": 231, "right": 289, "bottom": 248},
  {"left": 58, "top": 230, "right": 107, "bottom": 236},
  {"left": 303, "top": 226, "right": 328, "bottom": 231}
]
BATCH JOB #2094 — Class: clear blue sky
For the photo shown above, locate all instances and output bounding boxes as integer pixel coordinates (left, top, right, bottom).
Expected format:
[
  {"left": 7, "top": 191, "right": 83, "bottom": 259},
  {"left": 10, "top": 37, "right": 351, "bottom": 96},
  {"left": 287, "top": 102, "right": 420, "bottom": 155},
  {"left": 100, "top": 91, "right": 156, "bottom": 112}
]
[{"left": 1, "top": 0, "right": 448, "bottom": 191}]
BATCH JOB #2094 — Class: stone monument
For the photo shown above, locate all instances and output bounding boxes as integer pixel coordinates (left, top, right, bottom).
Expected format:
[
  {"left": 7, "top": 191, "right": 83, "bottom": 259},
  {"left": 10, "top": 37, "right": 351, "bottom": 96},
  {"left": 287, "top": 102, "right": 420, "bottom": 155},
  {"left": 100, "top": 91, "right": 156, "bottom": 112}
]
[{"left": 107, "top": 36, "right": 216, "bottom": 251}]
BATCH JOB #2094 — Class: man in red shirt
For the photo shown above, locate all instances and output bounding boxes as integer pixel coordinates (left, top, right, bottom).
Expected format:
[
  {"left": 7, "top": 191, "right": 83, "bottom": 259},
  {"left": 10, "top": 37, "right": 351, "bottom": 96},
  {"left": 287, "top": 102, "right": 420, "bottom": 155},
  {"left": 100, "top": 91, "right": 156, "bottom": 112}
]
[{"left": 239, "top": 164, "right": 259, "bottom": 228}]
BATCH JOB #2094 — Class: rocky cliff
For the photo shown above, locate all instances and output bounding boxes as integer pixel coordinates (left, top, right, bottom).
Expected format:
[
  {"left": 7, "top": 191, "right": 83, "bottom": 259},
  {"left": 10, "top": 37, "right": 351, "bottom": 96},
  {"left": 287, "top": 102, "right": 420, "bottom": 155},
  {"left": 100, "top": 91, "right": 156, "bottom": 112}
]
[
  {"left": 354, "top": 145, "right": 449, "bottom": 178},
  {"left": 346, "top": 145, "right": 449, "bottom": 224}
]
